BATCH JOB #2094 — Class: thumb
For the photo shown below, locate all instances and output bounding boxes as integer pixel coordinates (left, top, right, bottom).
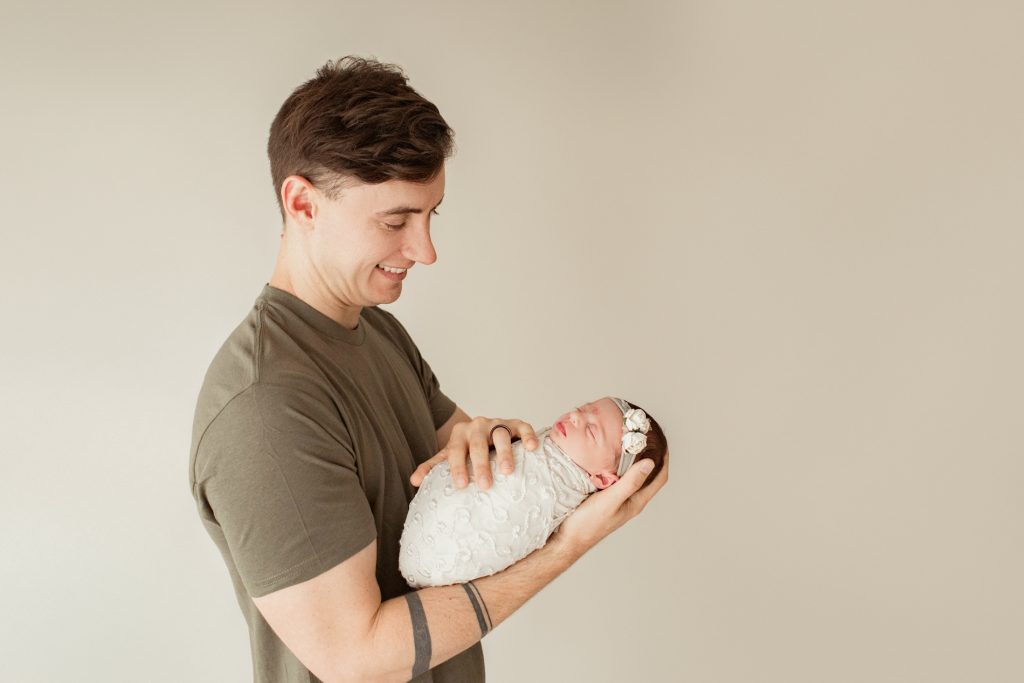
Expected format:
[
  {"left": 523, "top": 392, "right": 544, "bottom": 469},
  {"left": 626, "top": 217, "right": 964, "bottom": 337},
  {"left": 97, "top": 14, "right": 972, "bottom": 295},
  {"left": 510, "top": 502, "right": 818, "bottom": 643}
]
[
  {"left": 610, "top": 458, "right": 655, "bottom": 498},
  {"left": 629, "top": 458, "right": 655, "bottom": 483}
]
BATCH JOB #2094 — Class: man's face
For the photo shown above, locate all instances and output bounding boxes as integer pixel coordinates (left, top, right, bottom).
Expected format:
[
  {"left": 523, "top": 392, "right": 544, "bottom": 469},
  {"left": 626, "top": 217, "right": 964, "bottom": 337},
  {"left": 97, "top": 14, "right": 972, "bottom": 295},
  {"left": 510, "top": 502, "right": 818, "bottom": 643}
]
[{"left": 307, "top": 166, "right": 445, "bottom": 309}]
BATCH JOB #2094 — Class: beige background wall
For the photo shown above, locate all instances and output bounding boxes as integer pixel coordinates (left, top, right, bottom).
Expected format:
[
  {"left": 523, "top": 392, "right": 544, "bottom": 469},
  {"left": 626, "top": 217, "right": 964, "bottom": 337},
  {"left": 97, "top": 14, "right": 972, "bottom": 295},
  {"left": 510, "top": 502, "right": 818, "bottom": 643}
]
[{"left": 2, "top": 1, "right": 1021, "bottom": 681}]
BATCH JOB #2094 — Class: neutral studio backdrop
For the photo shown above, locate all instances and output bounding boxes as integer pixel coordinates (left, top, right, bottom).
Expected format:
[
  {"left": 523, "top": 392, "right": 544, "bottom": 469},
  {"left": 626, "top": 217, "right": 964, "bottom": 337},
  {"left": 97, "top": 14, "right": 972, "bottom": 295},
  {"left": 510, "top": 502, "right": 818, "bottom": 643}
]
[{"left": 2, "top": 1, "right": 1022, "bottom": 681}]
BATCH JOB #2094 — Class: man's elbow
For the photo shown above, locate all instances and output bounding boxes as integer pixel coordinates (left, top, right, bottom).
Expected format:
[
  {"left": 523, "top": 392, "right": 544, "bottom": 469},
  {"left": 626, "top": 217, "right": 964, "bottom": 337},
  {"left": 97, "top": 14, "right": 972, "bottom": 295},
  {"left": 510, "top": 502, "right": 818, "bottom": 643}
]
[
  {"left": 329, "top": 623, "right": 406, "bottom": 683},
  {"left": 251, "top": 542, "right": 397, "bottom": 683}
]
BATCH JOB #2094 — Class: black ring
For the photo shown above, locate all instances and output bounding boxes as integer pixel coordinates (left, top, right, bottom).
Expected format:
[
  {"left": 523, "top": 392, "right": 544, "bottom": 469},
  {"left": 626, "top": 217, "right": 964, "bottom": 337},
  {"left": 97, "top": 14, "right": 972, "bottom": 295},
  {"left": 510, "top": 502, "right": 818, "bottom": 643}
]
[{"left": 489, "top": 424, "right": 514, "bottom": 442}]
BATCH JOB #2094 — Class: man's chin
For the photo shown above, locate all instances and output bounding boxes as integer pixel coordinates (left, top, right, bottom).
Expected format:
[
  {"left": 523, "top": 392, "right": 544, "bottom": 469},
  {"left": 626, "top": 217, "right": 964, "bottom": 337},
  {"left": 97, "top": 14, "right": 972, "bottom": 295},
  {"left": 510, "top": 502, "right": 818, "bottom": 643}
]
[{"left": 373, "top": 284, "right": 403, "bottom": 305}]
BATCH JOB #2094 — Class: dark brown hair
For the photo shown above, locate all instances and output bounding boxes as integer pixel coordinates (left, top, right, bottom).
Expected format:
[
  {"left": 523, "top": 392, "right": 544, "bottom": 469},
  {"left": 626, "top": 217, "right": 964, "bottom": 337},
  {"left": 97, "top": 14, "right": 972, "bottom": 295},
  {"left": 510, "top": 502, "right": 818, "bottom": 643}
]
[
  {"left": 266, "top": 56, "right": 456, "bottom": 223},
  {"left": 624, "top": 400, "right": 668, "bottom": 490}
]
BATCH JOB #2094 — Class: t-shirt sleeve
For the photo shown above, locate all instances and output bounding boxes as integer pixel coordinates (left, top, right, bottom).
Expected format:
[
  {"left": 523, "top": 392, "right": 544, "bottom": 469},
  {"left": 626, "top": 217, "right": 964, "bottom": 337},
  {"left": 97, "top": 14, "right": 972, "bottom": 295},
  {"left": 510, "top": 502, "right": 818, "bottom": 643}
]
[
  {"left": 193, "top": 384, "right": 377, "bottom": 598},
  {"left": 373, "top": 308, "right": 456, "bottom": 430}
]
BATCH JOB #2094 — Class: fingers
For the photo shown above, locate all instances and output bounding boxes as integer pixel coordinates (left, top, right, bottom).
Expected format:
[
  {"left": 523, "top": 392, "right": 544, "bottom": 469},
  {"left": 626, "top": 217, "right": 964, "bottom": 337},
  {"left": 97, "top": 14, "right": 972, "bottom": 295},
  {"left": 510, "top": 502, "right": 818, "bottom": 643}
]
[
  {"left": 626, "top": 450, "right": 670, "bottom": 510},
  {"left": 440, "top": 421, "right": 486, "bottom": 489},
  {"left": 415, "top": 416, "right": 539, "bottom": 491},
  {"left": 513, "top": 420, "right": 539, "bottom": 451},
  {"left": 492, "top": 425, "right": 516, "bottom": 476},
  {"left": 616, "top": 459, "right": 657, "bottom": 497},
  {"left": 468, "top": 430, "right": 492, "bottom": 489},
  {"left": 553, "top": 450, "right": 671, "bottom": 553},
  {"left": 409, "top": 450, "right": 449, "bottom": 487},
  {"left": 484, "top": 419, "right": 536, "bottom": 485},
  {"left": 447, "top": 442, "right": 470, "bottom": 489},
  {"left": 605, "top": 451, "right": 667, "bottom": 504}
]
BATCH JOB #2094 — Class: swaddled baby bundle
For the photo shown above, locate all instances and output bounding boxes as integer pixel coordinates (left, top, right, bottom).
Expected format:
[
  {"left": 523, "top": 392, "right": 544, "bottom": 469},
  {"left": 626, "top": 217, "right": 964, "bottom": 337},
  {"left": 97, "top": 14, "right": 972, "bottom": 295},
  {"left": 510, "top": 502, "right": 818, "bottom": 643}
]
[{"left": 399, "top": 426, "right": 596, "bottom": 588}]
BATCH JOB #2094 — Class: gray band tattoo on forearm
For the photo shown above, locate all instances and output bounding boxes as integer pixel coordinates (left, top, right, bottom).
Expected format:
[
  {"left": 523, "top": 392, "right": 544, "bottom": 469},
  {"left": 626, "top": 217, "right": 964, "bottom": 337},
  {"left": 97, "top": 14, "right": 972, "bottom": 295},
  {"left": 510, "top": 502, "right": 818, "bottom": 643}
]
[
  {"left": 404, "top": 592, "right": 432, "bottom": 677},
  {"left": 461, "top": 581, "right": 492, "bottom": 636}
]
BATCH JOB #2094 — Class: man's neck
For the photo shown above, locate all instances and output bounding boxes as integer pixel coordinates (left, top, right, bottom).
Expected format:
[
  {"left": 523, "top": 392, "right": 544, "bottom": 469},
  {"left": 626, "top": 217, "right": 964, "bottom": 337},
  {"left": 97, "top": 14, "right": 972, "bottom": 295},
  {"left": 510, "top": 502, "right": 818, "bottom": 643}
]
[{"left": 270, "top": 245, "right": 362, "bottom": 330}]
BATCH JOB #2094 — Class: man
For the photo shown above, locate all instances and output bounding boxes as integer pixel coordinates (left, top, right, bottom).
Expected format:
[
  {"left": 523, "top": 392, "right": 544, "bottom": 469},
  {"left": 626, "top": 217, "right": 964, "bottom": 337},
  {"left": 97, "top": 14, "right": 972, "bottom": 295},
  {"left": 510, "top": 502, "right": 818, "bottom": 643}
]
[{"left": 189, "top": 56, "right": 669, "bottom": 683}]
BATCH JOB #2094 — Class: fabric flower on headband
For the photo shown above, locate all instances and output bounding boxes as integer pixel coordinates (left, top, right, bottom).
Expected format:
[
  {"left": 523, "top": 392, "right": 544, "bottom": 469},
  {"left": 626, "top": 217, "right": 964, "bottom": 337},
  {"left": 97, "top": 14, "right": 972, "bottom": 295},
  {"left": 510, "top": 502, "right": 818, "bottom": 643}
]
[
  {"left": 623, "top": 408, "right": 650, "bottom": 435},
  {"left": 622, "top": 430, "right": 648, "bottom": 456},
  {"left": 621, "top": 408, "right": 651, "bottom": 456},
  {"left": 610, "top": 398, "right": 655, "bottom": 477}
]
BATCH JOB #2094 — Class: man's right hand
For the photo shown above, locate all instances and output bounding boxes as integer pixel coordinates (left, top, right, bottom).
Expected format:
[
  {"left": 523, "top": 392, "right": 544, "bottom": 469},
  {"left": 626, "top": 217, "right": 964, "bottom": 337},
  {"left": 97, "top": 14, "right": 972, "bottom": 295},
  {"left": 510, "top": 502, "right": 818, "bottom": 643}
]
[
  {"left": 412, "top": 415, "right": 539, "bottom": 491},
  {"left": 552, "top": 450, "right": 670, "bottom": 557}
]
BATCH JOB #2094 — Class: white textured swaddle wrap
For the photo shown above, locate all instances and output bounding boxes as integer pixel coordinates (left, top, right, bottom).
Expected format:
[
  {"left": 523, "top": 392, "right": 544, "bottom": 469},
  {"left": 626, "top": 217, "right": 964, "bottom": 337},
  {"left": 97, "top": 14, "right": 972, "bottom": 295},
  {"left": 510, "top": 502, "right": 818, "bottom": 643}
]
[{"left": 399, "top": 426, "right": 596, "bottom": 588}]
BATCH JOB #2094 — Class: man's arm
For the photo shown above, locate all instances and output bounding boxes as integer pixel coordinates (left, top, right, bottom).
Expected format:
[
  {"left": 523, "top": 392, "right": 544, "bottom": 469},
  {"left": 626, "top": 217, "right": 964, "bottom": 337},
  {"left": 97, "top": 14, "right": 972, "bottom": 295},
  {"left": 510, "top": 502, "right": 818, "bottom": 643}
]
[
  {"left": 253, "top": 451, "right": 668, "bottom": 683},
  {"left": 251, "top": 508, "right": 582, "bottom": 683}
]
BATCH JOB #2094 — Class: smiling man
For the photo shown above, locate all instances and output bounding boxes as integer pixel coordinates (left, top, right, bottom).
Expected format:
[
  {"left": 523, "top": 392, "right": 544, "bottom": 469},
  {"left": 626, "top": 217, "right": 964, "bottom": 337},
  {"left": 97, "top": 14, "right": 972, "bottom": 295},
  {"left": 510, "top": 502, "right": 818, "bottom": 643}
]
[
  {"left": 268, "top": 170, "right": 445, "bottom": 328},
  {"left": 189, "top": 56, "right": 668, "bottom": 683}
]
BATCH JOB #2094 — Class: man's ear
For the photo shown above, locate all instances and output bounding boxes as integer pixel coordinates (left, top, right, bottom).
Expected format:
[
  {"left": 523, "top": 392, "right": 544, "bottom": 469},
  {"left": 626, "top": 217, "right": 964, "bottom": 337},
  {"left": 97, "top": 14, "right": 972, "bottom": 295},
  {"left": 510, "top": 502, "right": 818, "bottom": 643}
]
[
  {"left": 281, "top": 175, "right": 318, "bottom": 230},
  {"left": 589, "top": 471, "right": 620, "bottom": 490}
]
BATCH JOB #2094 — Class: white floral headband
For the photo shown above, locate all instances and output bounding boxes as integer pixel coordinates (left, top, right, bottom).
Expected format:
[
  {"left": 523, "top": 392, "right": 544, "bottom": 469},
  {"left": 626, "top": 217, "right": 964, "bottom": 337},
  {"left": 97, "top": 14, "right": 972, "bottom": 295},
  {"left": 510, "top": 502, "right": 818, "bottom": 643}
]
[{"left": 610, "top": 397, "right": 652, "bottom": 477}]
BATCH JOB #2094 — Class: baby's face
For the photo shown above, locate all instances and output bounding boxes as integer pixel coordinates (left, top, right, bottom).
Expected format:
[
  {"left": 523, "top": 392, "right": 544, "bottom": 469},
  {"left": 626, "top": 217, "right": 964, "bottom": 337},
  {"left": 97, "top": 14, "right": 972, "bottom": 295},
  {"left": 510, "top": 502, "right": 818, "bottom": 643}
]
[{"left": 549, "top": 396, "right": 624, "bottom": 489}]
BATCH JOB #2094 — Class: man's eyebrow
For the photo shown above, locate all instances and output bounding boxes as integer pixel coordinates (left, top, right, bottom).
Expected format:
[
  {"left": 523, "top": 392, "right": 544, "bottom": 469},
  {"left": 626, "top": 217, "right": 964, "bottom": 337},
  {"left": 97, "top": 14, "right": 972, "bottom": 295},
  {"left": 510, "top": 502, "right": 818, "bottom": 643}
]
[{"left": 377, "top": 195, "right": 444, "bottom": 216}]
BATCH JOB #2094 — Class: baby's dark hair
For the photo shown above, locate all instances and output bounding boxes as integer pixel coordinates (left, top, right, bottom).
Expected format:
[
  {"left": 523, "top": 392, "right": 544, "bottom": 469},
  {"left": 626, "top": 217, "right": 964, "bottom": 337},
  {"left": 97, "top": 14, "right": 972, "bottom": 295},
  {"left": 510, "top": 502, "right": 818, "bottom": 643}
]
[{"left": 622, "top": 400, "right": 668, "bottom": 490}]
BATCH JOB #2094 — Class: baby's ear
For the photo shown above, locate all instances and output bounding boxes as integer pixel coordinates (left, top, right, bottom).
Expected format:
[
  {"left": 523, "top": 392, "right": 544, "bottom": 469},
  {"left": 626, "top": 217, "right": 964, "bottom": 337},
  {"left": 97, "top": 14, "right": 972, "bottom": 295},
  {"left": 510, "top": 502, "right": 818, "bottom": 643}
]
[{"left": 590, "top": 471, "right": 620, "bottom": 490}]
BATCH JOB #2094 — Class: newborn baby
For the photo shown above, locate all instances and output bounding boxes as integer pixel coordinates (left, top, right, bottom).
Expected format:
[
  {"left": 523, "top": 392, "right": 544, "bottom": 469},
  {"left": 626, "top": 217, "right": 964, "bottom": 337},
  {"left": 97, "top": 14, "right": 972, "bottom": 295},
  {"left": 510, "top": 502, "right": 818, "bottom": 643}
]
[{"left": 399, "top": 396, "right": 665, "bottom": 588}]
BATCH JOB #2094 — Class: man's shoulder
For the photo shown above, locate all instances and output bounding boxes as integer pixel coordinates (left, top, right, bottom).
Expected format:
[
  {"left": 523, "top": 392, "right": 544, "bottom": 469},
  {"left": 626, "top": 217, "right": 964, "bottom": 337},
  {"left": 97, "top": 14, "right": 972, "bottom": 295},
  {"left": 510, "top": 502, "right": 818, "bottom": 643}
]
[
  {"left": 191, "top": 305, "right": 261, "bottom": 433},
  {"left": 190, "top": 301, "right": 327, "bottom": 465},
  {"left": 189, "top": 375, "right": 354, "bottom": 494}
]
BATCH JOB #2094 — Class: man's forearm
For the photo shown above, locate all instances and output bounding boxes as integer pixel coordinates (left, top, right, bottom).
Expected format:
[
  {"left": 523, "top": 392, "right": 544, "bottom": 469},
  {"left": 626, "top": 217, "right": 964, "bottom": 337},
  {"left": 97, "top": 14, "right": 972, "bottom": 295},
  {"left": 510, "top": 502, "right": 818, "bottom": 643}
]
[{"left": 356, "top": 533, "right": 584, "bottom": 682}]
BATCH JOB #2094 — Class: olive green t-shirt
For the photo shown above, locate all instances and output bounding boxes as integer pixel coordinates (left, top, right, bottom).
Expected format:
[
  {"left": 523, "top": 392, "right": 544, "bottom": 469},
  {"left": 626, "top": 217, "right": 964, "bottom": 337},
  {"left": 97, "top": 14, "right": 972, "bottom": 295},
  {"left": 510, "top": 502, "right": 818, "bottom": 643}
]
[{"left": 189, "top": 283, "right": 485, "bottom": 683}]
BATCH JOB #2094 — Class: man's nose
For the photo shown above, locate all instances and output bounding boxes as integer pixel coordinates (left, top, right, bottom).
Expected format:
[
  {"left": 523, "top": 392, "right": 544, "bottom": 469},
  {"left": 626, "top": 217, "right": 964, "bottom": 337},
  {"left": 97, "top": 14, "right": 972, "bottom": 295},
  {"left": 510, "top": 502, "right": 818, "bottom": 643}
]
[{"left": 404, "top": 223, "right": 437, "bottom": 265}]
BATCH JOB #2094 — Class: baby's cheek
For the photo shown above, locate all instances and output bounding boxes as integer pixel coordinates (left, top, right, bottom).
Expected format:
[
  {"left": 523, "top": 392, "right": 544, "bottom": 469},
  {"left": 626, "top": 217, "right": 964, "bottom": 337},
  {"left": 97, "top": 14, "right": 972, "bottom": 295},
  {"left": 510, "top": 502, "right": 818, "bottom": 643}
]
[
  {"left": 581, "top": 444, "right": 614, "bottom": 472},
  {"left": 600, "top": 445, "right": 619, "bottom": 471}
]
